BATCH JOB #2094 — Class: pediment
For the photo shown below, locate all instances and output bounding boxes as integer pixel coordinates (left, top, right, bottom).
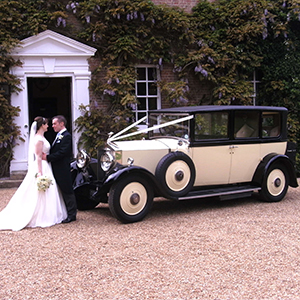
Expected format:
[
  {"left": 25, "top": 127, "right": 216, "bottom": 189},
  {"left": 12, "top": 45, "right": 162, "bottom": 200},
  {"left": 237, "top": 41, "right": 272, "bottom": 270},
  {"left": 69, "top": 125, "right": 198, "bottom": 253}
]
[{"left": 11, "top": 30, "right": 96, "bottom": 57}]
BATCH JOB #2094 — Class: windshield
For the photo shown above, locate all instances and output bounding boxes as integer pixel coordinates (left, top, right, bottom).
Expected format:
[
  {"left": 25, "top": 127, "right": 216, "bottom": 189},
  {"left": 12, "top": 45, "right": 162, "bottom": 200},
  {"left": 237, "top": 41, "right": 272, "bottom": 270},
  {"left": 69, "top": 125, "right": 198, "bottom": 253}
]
[{"left": 148, "top": 113, "right": 190, "bottom": 139}]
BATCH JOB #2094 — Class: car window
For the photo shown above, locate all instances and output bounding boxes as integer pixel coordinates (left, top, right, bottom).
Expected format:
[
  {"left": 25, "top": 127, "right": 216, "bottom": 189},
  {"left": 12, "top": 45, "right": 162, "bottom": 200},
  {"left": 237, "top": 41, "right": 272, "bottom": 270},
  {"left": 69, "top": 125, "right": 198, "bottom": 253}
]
[
  {"left": 262, "top": 112, "right": 281, "bottom": 138},
  {"left": 194, "top": 112, "right": 228, "bottom": 140},
  {"left": 148, "top": 113, "right": 190, "bottom": 139},
  {"left": 234, "top": 111, "right": 259, "bottom": 138}
]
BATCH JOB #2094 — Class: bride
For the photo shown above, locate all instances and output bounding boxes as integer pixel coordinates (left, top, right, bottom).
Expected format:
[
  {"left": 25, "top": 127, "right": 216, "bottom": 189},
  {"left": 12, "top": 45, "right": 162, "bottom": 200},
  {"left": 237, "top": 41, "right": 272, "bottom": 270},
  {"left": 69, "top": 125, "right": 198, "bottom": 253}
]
[{"left": 0, "top": 116, "right": 67, "bottom": 231}]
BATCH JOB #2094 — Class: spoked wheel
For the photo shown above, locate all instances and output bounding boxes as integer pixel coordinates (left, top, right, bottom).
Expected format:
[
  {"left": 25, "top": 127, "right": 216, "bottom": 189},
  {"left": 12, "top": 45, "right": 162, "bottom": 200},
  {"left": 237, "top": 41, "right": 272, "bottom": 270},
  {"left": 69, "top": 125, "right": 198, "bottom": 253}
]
[
  {"left": 155, "top": 152, "right": 195, "bottom": 197},
  {"left": 260, "top": 163, "right": 289, "bottom": 202},
  {"left": 108, "top": 174, "right": 153, "bottom": 223},
  {"left": 74, "top": 184, "right": 101, "bottom": 210}
]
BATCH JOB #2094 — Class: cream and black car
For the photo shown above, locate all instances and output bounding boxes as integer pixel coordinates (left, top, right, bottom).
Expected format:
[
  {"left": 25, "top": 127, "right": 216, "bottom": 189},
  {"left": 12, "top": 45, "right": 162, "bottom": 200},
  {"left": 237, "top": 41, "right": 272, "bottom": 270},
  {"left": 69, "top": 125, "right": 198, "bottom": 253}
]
[{"left": 71, "top": 106, "right": 298, "bottom": 223}]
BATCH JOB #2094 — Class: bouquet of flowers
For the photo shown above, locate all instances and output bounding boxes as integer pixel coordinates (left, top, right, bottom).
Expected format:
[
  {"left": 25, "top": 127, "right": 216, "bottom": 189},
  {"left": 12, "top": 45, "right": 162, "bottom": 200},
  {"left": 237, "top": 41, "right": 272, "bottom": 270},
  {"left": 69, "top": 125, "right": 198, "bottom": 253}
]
[{"left": 36, "top": 175, "right": 53, "bottom": 192}]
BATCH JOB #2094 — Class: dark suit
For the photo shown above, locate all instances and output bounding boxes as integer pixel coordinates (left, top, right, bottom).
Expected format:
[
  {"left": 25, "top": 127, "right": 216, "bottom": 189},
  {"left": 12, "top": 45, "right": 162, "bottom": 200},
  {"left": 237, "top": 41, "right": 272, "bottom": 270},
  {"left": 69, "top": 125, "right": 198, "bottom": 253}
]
[{"left": 47, "top": 130, "right": 77, "bottom": 219}]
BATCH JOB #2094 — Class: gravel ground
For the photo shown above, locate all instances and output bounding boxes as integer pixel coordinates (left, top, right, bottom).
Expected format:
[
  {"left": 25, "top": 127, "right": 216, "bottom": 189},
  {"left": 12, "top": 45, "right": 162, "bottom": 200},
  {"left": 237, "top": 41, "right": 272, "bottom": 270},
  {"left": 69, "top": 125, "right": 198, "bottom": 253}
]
[{"left": 0, "top": 181, "right": 300, "bottom": 300}]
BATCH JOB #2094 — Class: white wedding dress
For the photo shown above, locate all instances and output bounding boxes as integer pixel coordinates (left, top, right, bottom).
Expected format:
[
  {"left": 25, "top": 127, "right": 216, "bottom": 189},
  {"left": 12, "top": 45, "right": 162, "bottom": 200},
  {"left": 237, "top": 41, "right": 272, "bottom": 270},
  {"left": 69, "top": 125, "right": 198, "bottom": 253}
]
[{"left": 0, "top": 135, "right": 67, "bottom": 231}]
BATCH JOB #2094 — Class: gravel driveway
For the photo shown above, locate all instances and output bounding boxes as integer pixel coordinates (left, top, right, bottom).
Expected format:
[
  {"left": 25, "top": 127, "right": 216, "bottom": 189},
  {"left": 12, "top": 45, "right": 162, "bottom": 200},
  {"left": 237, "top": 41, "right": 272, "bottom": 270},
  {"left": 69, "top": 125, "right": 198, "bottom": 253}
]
[{"left": 0, "top": 181, "right": 300, "bottom": 300}]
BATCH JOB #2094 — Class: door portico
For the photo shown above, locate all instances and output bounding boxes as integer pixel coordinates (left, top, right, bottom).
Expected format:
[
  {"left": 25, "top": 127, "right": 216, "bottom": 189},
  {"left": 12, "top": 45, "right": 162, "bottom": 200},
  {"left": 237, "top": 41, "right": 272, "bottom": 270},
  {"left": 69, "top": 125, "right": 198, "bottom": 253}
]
[{"left": 10, "top": 30, "right": 97, "bottom": 173}]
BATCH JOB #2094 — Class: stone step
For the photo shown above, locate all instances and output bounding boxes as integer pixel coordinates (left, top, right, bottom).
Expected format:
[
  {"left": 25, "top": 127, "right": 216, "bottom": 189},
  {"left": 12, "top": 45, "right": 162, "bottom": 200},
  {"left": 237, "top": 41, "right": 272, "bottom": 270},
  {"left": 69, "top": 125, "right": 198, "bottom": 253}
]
[
  {"left": 0, "top": 179, "right": 22, "bottom": 188},
  {"left": 0, "top": 171, "right": 26, "bottom": 188},
  {"left": 10, "top": 171, "right": 26, "bottom": 180}
]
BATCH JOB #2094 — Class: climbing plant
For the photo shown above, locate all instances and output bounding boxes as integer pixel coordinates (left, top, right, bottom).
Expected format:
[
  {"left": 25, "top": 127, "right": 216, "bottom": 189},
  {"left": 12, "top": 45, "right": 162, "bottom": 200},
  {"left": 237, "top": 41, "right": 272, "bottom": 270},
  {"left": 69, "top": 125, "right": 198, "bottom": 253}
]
[
  {"left": 255, "top": 0, "right": 300, "bottom": 173},
  {"left": 174, "top": 0, "right": 280, "bottom": 105},
  {"left": 2, "top": 0, "right": 300, "bottom": 174},
  {"left": 69, "top": 0, "right": 193, "bottom": 151}
]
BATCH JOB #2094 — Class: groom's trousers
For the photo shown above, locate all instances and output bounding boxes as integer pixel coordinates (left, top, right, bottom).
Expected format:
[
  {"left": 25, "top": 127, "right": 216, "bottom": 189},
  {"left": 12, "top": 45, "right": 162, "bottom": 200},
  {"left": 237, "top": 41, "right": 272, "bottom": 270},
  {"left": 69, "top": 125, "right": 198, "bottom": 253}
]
[{"left": 61, "top": 191, "right": 77, "bottom": 219}]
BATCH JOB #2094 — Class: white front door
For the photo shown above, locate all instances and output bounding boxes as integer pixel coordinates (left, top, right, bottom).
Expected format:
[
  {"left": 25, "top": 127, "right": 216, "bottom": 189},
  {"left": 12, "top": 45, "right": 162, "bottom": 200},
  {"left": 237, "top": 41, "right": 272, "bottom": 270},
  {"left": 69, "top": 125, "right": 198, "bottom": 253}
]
[{"left": 10, "top": 30, "right": 96, "bottom": 173}]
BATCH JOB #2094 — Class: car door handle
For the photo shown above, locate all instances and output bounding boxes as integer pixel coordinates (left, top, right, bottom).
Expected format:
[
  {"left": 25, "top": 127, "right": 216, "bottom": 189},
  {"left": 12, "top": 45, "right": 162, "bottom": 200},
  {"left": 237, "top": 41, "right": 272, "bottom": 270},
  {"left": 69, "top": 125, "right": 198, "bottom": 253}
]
[{"left": 229, "top": 145, "right": 238, "bottom": 149}]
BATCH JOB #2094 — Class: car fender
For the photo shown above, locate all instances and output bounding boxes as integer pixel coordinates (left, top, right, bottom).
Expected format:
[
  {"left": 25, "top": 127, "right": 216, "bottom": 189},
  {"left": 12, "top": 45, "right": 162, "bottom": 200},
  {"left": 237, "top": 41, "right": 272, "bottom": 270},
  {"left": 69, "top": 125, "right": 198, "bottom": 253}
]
[
  {"left": 72, "top": 171, "right": 84, "bottom": 188},
  {"left": 252, "top": 153, "right": 298, "bottom": 188},
  {"left": 71, "top": 163, "right": 100, "bottom": 190},
  {"left": 103, "top": 166, "right": 163, "bottom": 197}
]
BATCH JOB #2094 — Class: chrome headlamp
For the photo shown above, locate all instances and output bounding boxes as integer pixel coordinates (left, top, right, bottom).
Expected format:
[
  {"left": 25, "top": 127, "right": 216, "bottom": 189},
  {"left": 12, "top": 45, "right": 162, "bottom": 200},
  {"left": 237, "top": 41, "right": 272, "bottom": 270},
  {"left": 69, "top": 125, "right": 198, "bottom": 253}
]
[
  {"left": 76, "top": 150, "right": 90, "bottom": 169},
  {"left": 100, "top": 148, "right": 115, "bottom": 172}
]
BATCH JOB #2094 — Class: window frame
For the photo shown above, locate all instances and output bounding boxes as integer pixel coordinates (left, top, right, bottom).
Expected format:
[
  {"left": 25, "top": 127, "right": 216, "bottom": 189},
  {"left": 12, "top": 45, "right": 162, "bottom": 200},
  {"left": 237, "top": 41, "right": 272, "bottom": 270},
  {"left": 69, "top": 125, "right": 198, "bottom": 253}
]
[
  {"left": 194, "top": 111, "right": 229, "bottom": 141},
  {"left": 134, "top": 65, "right": 161, "bottom": 127}
]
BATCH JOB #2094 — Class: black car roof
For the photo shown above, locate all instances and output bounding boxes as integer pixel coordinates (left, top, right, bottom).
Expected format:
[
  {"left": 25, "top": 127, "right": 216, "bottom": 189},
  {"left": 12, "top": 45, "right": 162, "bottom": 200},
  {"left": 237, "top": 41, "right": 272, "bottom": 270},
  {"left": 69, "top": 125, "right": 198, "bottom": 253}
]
[{"left": 149, "top": 105, "right": 288, "bottom": 114}]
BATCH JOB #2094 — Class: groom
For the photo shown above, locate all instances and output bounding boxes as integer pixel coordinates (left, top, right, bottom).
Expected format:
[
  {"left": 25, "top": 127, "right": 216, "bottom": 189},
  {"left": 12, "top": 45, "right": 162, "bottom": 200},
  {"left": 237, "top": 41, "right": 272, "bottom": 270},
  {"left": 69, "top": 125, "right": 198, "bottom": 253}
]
[{"left": 43, "top": 115, "right": 77, "bottom": 223}]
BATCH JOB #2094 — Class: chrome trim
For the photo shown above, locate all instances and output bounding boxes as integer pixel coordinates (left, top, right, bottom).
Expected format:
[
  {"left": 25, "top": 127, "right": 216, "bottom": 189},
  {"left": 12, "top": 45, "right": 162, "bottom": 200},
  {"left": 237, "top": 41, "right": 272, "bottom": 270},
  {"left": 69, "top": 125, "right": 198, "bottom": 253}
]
[{"left": 76, "top": 150, "right": 90, "bottom": 169}]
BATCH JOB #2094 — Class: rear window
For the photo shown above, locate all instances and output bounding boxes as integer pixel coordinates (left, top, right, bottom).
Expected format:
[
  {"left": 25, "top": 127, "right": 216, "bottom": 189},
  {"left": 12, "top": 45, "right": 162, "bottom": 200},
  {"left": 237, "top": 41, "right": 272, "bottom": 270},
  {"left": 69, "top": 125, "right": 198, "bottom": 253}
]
[
  {"left": 262, "top": 112, "right": 281, "bottom": 138},
  {"left": 234, "top": 111, "right": 260, "bottom": 138}
]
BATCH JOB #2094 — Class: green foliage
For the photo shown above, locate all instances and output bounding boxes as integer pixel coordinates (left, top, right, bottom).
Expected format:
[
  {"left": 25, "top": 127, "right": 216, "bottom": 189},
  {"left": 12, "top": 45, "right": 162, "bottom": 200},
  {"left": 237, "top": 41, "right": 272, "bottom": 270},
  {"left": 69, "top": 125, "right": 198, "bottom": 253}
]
[
  {"left": 91, "top": 65, "right": 137, "bottom": 107},
  {"left": 70, "top": 0, "right": 193, "bottom": 149},
  {"left": 75, "top": 104, "right": 135, "bottom": 157},
  {"left": 0, "top": 0, "right": 66, "bottom": 39},
  {"left": 74, "top": 105, "right": 113, "bottom": 156},
  {"left": 157, "top": 80, "right": 190, "bottom": 107},
  {"left": 72, "top": 0, "right": 191, "bottom": 65},
  {"left": 255, "top": 0, "right": 300, "bottom": 173},
  {"left": 175, "top": 0, "right": 273, "bottom": 104}
]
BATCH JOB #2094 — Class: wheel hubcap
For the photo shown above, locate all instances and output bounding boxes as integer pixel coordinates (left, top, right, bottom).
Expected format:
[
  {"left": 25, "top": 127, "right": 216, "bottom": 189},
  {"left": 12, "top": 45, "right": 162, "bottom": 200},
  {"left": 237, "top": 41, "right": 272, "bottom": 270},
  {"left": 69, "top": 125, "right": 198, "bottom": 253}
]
[
  {"left": 175, "top": 170, "right": 184, "bottom": 181},
  {"left": 165, "top": 160, "right": 190, "bottom": 192},
  {"left": 130, "top": 193, "right": 140, "bottom": 205},
  {"left": 274, "top": 177, "right": 281, "bottom": 188}
]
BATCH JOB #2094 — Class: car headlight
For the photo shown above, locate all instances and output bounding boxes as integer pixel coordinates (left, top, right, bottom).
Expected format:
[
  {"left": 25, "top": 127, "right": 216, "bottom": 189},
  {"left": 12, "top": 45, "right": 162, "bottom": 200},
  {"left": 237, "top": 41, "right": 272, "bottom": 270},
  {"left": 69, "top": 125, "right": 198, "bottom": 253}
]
[
  {"left": 100, "top": 150, "right": 115, "bottom": 171},
  {"left": 76, "top": 150, "right": 90, "bottom": 169}
]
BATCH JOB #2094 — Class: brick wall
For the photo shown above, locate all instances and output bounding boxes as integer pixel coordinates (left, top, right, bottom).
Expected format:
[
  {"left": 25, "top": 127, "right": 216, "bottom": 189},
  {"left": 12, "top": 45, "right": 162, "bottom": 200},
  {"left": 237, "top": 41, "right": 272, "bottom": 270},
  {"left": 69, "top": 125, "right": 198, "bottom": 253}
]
[
  {"left": 89, "top": 62, "right": 214, "bottom": 110},
  {"left": 160, "top": 64, "right": 214, "bottom": 107}
]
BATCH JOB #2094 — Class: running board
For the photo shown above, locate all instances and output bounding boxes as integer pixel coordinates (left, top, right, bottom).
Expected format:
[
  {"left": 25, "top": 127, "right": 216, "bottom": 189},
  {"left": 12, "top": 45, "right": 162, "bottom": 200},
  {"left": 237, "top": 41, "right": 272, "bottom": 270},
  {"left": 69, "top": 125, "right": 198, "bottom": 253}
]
[{"left": 177, "top": 185, "right": 261, "bottom": 201}]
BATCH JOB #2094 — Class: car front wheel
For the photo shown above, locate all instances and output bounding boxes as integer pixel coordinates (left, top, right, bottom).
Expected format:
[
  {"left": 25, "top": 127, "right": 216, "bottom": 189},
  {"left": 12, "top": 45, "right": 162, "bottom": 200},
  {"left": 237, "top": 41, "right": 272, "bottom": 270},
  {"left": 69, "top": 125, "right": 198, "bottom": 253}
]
[
  {"left": 260, "top": 163, "right": 289, "bottom": 202},
  {"left": 108, "top": 174, "right": 154, "bottom": 223}
]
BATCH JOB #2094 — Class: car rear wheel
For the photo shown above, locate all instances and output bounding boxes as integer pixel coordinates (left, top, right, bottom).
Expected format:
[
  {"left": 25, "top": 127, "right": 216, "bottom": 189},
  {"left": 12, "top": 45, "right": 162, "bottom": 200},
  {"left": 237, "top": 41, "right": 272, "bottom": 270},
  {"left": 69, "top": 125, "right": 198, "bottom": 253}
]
[
  {"left": 155, "top": 152, "right": 195, "bottom": 197},
  {"left": 108, "top": 174, "right": 153, "bottom": 223},
  {"left": 260, "top": 163, "right": 289, "bottom": 202}
]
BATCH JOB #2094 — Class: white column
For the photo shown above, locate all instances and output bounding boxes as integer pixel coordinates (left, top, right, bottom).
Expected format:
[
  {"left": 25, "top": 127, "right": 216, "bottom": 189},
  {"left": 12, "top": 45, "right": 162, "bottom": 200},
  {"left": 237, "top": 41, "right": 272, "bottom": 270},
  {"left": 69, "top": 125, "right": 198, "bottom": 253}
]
[
  {"left": 72, "top": 73, "right": 91, "bottom": 156},
  {"left": 10, "top": 75, "right": 30, "bottom": 172}
]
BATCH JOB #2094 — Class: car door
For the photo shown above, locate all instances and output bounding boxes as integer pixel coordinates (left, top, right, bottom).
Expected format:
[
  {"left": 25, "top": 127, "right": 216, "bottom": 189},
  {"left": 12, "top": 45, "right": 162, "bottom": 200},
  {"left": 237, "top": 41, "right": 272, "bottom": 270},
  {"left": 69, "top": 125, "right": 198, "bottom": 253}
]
[
  {"left": 192, "top": 145, "right": 232, "bottom": 185},
  {"left": 192, "top": 111, "right": 232, "bottom": 186},
  {"left": 228, "top": 110, "right": 261, "bottom": 184},
  {"left": 229, "top": 144, "right": 261, "bottom": 183}
]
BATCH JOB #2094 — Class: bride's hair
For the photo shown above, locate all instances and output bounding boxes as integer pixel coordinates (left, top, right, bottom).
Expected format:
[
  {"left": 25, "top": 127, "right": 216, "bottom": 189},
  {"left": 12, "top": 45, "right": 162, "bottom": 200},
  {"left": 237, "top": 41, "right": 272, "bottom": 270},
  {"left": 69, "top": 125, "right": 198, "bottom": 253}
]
[{"left": 34, "top": 116, "right": 48, "bottom": 132}]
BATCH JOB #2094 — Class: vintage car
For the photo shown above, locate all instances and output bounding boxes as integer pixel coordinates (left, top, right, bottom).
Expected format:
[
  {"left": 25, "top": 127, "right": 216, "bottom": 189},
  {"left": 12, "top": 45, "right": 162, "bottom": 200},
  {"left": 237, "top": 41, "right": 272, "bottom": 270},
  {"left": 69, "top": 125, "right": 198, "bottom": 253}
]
[{"left": 71, "top": 105, "right": 298, "bottom": 223}]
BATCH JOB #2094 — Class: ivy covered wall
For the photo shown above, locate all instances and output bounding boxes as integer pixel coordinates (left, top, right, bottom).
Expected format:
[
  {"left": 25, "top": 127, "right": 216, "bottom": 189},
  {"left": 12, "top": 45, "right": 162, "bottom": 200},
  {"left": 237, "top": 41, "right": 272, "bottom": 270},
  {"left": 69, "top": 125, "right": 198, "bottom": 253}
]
[{"left": 1, "top": 0, "right": 300, "bottom": 175}]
